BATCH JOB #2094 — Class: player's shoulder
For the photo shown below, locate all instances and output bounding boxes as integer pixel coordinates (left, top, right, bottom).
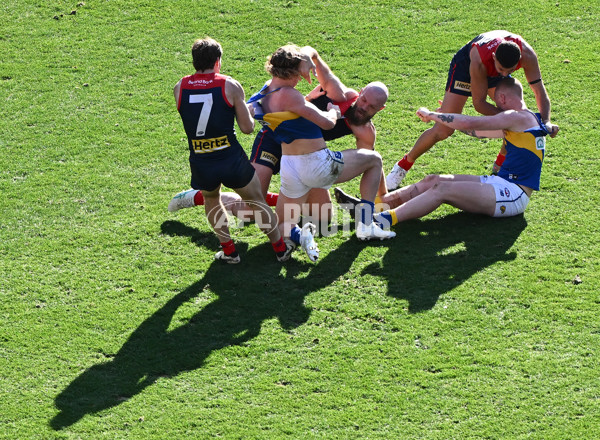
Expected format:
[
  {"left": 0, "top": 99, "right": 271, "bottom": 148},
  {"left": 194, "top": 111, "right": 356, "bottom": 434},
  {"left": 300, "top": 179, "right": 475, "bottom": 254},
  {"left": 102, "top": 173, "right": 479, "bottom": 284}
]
[
  {"left": 278, "top": 85, "right": 306, "bottom": 101},
  {"left": 502, "top": 109, "right": 538, "bottom": 130},
  {"left": 344, "top": 88, "right": 359, "bottom": 101},
  {"left": 221, "top": 74, "right": 241, "bottom": 88}
]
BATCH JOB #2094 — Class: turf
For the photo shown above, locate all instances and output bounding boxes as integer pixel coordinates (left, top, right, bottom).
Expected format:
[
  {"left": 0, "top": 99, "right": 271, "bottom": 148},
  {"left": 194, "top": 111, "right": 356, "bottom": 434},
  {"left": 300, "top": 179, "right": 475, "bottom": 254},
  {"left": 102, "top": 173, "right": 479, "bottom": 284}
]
[{"left": 1, "top": 0, "right": 599, "bottom": 438}]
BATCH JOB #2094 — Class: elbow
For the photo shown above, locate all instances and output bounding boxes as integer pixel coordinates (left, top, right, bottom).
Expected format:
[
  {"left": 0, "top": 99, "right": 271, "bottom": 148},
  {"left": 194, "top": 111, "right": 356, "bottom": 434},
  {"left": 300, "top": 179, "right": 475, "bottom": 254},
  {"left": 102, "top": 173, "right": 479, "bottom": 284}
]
[
  {"left": 239, "top": 122, "right": 255, "bottom": 134},
  {"left": 321, "top": 119, "right": 336, "bottom": 130},
  {"left": 472, "top": 100, "right": 487, "bottom": 114}
]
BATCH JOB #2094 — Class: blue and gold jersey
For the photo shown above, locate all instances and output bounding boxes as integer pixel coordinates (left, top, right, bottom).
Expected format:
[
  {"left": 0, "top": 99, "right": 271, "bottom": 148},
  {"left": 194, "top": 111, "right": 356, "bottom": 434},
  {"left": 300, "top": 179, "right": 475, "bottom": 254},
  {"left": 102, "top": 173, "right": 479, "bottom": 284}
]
[
  {"left": 177, "top": 73, "right": 244, "bottom": 160},
  {"left": 248, "top": 84, "right": 323, "bottom": 145},
  {"left": 498, "top": 111, "right": 549, "bottom": 191}
]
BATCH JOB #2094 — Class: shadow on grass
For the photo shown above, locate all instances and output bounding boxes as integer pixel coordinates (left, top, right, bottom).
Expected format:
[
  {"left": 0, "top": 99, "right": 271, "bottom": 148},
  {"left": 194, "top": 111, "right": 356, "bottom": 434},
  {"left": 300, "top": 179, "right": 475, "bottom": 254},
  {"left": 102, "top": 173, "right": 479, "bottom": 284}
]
[
  {"left": 50, "top": 220, "right": 363, "bottom": 430},
  {"left": 364, "top": 212, "right": 527, "bottom": 312},
  {"left": 51, "top": 214, "right": 526, "bottom": 429}
]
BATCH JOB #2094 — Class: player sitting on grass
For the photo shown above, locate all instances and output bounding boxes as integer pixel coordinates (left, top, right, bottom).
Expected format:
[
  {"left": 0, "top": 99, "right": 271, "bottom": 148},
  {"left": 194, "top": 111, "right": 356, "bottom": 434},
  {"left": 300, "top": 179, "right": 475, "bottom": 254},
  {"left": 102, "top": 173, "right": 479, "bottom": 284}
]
[{"left": 335, "top": 77, "right": 558, "bottom": 227}]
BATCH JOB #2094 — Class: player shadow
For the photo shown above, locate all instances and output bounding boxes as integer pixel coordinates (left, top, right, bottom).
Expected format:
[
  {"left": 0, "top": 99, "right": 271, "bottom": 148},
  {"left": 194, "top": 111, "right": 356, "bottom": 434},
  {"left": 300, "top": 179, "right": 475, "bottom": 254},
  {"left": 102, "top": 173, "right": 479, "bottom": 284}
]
[
  {"left": 50, "top": 220, "right": 362, "bottom": 430},
  {"left": 362, "top": 212, "right": 527, "bottom": 312}
]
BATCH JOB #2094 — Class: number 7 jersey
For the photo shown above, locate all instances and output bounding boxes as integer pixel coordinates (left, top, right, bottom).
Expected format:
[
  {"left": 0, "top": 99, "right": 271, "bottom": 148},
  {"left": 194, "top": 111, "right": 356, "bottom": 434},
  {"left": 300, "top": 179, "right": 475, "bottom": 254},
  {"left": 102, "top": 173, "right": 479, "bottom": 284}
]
[{"left": 177, "top": 72, "right": 244, "bottom": 160}]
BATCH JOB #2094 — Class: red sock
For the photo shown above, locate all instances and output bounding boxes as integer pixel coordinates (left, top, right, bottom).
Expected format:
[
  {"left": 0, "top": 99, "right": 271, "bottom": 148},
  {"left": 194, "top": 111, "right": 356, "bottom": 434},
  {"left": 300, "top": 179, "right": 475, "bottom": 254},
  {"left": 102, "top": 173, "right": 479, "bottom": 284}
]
[
  {"left": 272, "top": 237, "right": 286, "bottom": 254},
  {"left": 266, "top": 192, "right": 279, "bottom": 207},
  {"left": 495, "top": 153, "right": 506, "bottom": 166},
  {"left": 220, "top": 240, "right": 236, "bottom": 256},
  {"left": 398, "top": 155, "right": 414, "bottom": 171},
  {"left": 193, "top": 191, "right": 205, "bottom": 206}
]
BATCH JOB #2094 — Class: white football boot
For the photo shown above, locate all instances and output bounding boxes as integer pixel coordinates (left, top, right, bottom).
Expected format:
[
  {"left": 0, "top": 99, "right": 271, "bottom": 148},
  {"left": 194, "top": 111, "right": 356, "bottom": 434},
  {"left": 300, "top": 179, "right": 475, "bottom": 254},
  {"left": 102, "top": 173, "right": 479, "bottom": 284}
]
[
  {"left": 215, "top": 250, "right": 241, "bottom": 264},
  {"left": 356, "top": 222, "right": 396, "bottom": 241},
  {"left": 168, "top": 189, "right": 198, "bottom": 212},
  {"left": 277, "top": 239, "right": 297, "bottom": 262},
  {"left": 385, "top": 163, "right": 408, "bottom": 191},
  {"left": 300, "top": 222, "right": 319, "bottom": 262}
]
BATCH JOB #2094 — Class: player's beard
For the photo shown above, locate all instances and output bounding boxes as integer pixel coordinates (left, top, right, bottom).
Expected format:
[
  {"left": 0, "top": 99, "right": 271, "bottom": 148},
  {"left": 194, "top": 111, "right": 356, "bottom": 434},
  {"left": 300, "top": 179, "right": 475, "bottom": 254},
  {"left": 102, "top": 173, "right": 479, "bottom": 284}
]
[{"left": 345, "top": 104, "right": 372, "bottom": 125}]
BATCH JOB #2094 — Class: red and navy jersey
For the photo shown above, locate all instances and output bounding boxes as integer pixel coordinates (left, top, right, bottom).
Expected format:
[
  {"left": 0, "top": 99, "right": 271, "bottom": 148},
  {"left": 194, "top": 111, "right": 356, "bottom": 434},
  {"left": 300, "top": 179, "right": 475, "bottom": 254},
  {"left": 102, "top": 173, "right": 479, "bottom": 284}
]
[
  {"left": 472, "top": 30, "right": 524, "bottom": 78},
  {"left": 310, "top": 92, "right": 357, "bottom": 141},
  {"left": 177, "top": 73, "right": 244, "bottom": 160}
]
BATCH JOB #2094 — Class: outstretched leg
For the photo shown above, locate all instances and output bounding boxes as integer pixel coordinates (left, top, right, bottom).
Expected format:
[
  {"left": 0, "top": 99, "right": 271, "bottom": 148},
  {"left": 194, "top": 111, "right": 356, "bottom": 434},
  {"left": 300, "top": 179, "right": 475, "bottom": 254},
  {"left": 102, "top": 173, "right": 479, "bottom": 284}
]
[{"left": 376, "top": 175, "right": 496, "bottom": 226}]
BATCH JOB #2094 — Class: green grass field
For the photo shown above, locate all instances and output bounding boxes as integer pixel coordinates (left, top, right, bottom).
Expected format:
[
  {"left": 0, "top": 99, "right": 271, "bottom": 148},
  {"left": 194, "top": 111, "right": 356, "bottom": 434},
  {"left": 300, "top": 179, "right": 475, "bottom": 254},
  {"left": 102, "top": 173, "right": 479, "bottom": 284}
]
[{"left": 2, "top": 0, "right": 599, "bottom": 438}]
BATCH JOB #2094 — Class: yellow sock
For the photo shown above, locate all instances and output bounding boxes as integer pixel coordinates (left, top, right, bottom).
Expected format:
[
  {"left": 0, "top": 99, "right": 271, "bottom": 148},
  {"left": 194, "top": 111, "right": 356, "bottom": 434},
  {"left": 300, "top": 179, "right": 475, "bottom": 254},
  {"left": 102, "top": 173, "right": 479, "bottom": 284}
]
[
  {"left": 374, "top": 195, "right": 385, "bottom": 213},
  {"left": 389, "top": 209, "right": 399, "bottom": 226}
]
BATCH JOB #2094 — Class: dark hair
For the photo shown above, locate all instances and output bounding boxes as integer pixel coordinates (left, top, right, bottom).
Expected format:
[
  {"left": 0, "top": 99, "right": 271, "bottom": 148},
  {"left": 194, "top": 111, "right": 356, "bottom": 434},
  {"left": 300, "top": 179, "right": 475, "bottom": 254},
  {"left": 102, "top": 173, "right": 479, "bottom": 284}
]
[
  {"left": 495, "top": 41, "right": 521, "bottom": 69},
  {"left": 192, "top": 37, "right": 222, "bottom": 72},
  {"left": 265, "top": 45, "right": 303, "bottom": 79}
]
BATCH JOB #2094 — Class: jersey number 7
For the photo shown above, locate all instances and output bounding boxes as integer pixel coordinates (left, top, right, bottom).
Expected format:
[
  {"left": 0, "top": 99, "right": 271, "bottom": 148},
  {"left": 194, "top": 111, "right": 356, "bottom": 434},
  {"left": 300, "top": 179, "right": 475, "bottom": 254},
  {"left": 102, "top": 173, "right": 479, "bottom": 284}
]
[{"left": 189, "top": 94, "right": 213, "bottom": 136}]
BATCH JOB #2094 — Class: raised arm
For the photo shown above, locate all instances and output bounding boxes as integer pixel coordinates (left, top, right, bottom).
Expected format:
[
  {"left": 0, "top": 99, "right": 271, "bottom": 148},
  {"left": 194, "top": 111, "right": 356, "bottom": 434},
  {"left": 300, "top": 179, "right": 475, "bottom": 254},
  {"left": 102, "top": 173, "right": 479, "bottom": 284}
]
[{"left": 301, "top": 46, "right": 356, "bottom": 102}]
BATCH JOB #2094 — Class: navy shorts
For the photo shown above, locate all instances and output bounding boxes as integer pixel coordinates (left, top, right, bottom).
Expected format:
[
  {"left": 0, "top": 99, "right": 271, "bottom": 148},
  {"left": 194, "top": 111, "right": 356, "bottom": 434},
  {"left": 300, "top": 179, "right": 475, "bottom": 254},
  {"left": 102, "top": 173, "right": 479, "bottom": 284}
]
[
  {"left": 445, "top": 41, "right": 507, "bottom": 97},
  {"left": 189, "top": 147, "right": 255, "bottom": 191},
  {"left": 250, "top": 128, "right": 282, "bottom": 174}
]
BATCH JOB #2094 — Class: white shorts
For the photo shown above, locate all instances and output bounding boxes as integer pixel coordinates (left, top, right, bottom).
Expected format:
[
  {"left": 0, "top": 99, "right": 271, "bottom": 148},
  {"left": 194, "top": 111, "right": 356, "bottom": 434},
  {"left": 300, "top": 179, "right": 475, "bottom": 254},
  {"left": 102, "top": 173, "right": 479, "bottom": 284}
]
[
  {"left": 480, "top": 175, "right": 530, "bottom": 217},
  {"left": 280, "top": 148, "right": 345, "bottom": 198}
]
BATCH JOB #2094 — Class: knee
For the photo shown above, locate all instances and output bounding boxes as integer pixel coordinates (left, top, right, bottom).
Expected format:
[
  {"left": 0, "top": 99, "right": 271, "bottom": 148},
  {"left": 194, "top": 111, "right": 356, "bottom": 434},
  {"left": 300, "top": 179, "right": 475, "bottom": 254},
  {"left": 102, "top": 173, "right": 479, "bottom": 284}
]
[
  {"left": 420, "top": 174, "right": 442, "bottom": 191},
  {"left": 429, "top": 180, "right": 453, "bottom": 199},
  {"left": 431, "top": 124, "right": 455, "bottom": 142},
  {"left": 364, "top": 150, "right": 382, "bottom": 167},
  {"left": 419, "top": 174, "right": 448, "bottom": 196},
  {"left": 423, "top": 174, "right": 441, "bottom": 185}
]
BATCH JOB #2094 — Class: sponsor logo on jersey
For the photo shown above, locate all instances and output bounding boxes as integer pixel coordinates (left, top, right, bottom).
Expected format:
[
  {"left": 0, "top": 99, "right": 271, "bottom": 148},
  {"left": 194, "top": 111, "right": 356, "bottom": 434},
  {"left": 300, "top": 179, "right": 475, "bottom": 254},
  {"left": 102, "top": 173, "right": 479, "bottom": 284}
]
[
  {"left": 536, "top": 137, "right": 545, "bottom": 150},
  {"left": 188, "top": 79, "right": 214, "bottom": 87},
  {"left": 260, "top": 151, "right": 279, "bottom": 166},
  {"left": 192, "top": 136, "right": 230, "bottom": 153},
  {"left": 454, "top": 80, "right": 471, "bottom": 92}
]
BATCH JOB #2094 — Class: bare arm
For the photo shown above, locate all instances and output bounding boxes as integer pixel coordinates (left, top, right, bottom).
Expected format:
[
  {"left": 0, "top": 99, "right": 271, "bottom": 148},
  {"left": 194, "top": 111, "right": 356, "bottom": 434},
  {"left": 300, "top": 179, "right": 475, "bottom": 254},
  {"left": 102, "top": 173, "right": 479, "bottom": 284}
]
[
  {"left": 520, "top": 41, "right": 556, "bottom": 136},
  {"left": 301, "top": 46, "right": 355, "bottom": 102},
  {"left": 279, "top": 87, "right": 339, "bottom": 130},
  {"left": 458, "top": 128, "right": 505, "bottom": 139},
  {"left": 225, "top": 77, "right": 254, "bottom": 134},
  {"left": 416, "top": 107, "right": 527, "bottom": 135},
  {"left": 173, "top": 79, "right": 182, "bottom": 107},
  {"left": 469, "top": 47, "right": 502, "bottom": 116}
]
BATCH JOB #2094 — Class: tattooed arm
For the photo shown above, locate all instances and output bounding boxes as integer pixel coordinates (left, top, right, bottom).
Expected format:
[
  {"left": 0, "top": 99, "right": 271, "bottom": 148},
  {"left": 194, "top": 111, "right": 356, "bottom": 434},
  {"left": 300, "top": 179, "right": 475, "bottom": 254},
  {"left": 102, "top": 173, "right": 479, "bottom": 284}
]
[
  {"left": 416, "top": 107, "right": 521, "bottom": 138},
  {"left": 459, "top": 128, "right": 504, "bottom": 139}
]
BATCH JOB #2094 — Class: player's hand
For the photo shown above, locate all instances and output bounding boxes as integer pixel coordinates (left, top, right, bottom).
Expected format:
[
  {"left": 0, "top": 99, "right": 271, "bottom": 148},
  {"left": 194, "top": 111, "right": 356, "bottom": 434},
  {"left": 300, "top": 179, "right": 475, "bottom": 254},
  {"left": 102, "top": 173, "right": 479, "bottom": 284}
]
[
  {"left": 545, "top": 122, "right": 559, "bottom": 138},
  {"left": 435, "top": 99, "right": 443, "bottom": 112},
  {"left": 306, "top": 85, "right": 326, "bottom": 101},
  {"left": 327, "top": 102, "right": 342, "bottom": 120},
  {"left": 299, "top": 55, "right": 316, "bottom": 84},
  {"left": 416, "top": 107, "right": 433, "bottom": 122}
]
